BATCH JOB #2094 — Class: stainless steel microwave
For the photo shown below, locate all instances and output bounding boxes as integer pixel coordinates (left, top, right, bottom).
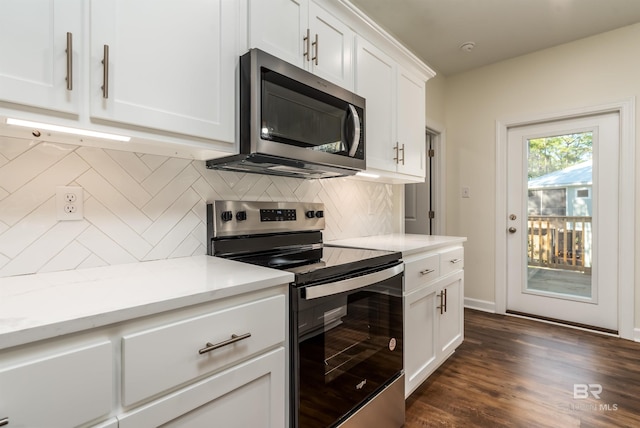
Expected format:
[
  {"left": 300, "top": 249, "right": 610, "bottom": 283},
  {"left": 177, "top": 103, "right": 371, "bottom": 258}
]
[{"left": 206, "top": 48, "right": 366, "bottom": 179}]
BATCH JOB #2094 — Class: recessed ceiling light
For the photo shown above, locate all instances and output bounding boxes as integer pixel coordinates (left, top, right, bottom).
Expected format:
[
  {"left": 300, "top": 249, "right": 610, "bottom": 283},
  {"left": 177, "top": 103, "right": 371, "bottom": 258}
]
[{"left": 459, "top": 42, "right": 476, "bottom": 52}]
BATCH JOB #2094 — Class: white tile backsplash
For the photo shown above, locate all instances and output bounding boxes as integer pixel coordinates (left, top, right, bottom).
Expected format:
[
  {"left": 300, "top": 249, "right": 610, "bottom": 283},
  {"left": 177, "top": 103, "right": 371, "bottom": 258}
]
[{"left": 0, "top": 136, "right": 396, "bottom": 277}]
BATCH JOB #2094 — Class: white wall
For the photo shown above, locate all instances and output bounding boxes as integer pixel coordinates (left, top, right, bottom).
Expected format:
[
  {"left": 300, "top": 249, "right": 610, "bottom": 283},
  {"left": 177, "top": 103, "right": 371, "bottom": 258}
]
[
  {"left": 0, "top": 135, "right": 395, "bottom": 278},
  {"left": 439, "top": 23, "right": 640, "bottom": 323}
]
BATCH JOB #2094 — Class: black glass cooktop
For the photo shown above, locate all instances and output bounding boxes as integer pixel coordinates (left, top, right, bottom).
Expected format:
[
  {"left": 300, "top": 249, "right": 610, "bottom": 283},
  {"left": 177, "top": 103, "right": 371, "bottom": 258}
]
[{"left": 226, "top": 244, "right": 401, "bottom": 286}]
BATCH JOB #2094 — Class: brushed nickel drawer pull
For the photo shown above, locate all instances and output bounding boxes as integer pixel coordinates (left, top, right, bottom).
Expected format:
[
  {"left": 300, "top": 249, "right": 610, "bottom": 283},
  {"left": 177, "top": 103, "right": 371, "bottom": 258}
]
[
  {"left": 443, "top": 288, "right": 448, "bottom": 313},
  {"left": 449, "top": 258, "right": 462, "bottom": 264},
  {"left": 198, "top": 332, "right": 251, "bottom": 355},
  {"left": 420, "top": 268, "right": 435, "bottom": 275},
  {"left": 65, "top": 32, "right": 73, "bottom": 90},
  {"left": 101, "top": 44, "right": 109, "bottom": 99},
  {"left": 0, "top": 417, "right": 8, "bottom": 426}
]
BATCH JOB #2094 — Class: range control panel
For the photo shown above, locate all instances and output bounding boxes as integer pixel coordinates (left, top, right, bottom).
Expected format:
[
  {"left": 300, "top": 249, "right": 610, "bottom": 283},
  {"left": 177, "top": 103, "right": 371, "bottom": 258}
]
[{"left": 208, "top": 200, "right": 325, "bottom": 238}]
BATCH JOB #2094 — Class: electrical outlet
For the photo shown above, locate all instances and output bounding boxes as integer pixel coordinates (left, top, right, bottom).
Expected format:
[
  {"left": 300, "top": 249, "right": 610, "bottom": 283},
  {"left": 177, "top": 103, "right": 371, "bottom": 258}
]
[
  {"left": 57, "top": 186, "right": 83, "bottom": 220},
  {"left": 461, "top": 186, "right": 471, "bottom": 198}
]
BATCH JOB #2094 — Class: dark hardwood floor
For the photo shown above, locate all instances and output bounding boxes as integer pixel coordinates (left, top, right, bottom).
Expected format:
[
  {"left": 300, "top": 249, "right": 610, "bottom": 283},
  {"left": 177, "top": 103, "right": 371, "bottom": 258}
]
[{"left": 405, "top": 309, "right": 640, "bottom": 427}]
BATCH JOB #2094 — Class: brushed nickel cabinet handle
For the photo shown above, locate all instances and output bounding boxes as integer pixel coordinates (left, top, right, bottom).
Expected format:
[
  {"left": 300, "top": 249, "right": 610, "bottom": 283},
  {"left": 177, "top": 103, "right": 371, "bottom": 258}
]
[
  {"left": 312, "top": 33, "right": 318, "bottom": 65},
  {"left": 65, "top": 32, "right": 73, "bottom": 90},
  {"left": 198, "top": 332, "right": 251, "bottom": 355},
  {"left": 443, "top": 288, "right": 448, "bottom": 313},
  {"left": 303, "top": 28, "right": 310, "bottom": 61},
  {"left": 449, "top": 258, "right": 462, "bottom": 264},
  {"left": 437, "top": 291, "right": 444, "bottom": 315},
  {"left": 0, "top": 416, "right": 8, "bottom": 426},
  {"left": 101, "top": 44, "right": 109, "bottom": 99},
  {"left": 399, "top": 143, "right": 405, "bottom": 165},
  {"left": 420, "top": 268, "right": 435, "bottom": 275},
  {"left": 393, "top": 143, "right": 400, "bottom": 164}
]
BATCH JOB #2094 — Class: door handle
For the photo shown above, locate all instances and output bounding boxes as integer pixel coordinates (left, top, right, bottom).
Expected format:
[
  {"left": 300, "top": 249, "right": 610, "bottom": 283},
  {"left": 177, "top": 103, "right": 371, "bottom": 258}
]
[{"left": 508, "top": 227, "right": 517, "bottom": 233}]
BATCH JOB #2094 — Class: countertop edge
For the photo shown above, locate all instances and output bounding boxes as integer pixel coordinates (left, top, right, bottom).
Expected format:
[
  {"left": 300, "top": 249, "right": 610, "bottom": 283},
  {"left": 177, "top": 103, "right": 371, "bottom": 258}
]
[{"left": 0, "top": 256, "right": 294, "bottom": 351}]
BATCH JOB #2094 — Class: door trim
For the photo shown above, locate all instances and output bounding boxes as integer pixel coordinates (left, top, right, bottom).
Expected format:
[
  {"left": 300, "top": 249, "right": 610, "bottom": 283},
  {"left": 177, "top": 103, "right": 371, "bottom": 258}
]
[{"left": 495, "top": 98, "right": 636, "bottom": 339}]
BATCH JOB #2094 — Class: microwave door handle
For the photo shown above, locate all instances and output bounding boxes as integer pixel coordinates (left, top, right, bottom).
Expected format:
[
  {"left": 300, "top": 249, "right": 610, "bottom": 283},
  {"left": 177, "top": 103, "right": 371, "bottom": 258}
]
[{"left": 347, "top": 104, "right": 361, "bottom": 157}]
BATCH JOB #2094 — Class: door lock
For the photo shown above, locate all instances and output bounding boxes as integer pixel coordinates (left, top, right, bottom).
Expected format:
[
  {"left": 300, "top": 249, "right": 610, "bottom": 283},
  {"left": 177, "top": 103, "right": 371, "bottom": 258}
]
[{"left": 509, "top": 214, "right": 517, "bottom": 220}]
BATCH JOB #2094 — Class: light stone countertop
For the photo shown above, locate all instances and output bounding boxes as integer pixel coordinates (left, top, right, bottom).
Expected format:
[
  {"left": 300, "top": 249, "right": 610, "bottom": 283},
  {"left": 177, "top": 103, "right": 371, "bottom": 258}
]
[
  {"left": 0, "top": 255, "right": 294, "bottom": 351},
  {"left": 328, "top": 233, "right": 467, "bottom": 257}
]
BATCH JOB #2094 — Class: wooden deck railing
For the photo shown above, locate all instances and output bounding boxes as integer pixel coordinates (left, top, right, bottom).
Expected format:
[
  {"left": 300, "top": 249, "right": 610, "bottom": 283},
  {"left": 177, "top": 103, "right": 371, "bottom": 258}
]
[{"left": 527, "top": 216, "right": 592, "bottom": 273}]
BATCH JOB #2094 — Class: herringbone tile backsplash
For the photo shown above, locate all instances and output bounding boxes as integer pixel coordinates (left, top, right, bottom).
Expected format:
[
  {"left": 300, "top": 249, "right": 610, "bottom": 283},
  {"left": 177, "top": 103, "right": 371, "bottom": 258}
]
[{"left": 0, "top": 136, "right": 395, "bottom": 277}]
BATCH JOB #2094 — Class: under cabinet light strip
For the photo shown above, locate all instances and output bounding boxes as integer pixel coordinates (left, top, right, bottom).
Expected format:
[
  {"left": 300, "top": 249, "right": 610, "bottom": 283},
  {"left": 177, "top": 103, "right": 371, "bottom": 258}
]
[
  {"left": 356, "top": 171, "right": 380, "bottom": 178},
  {"left": 5, "top": 118, "right": 131, "bottom": 142}
]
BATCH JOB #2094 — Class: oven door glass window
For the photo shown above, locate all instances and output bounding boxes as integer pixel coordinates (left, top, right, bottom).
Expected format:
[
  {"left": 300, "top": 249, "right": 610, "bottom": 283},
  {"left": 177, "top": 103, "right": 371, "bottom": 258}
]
[{"left": 295, "top": 273, "right": 403, "bottom": 427}]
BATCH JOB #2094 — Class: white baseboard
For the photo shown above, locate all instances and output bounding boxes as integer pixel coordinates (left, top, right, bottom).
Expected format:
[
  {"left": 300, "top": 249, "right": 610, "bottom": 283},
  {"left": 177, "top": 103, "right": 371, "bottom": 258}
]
[
  {"left": 634, "top": 328, "right": 640, "bottom": 343},
  {"left": 464, "top": 298, "right": 495, "bottom": 313}
]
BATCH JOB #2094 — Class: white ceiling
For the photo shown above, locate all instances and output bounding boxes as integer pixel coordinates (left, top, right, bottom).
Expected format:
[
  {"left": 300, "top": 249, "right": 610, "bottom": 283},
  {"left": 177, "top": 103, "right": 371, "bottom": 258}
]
[{"left": 349, "top": 0, "right": 640, "bottom": 76}]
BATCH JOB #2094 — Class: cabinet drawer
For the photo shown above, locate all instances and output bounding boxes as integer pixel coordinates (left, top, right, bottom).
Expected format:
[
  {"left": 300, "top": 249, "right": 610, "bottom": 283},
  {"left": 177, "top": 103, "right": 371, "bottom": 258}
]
[
  {"left": 118, "top": 347, "right": 285, "bottom": 428},
  {"left": 0, "top": 341, "right": 112, "bottom": 428},
  {"left": 122, "top": 294, "right": 286, "bottom": 406},
  {"left": 404, "top": 253, "right": 439, "bottom": 292},
  {"left": 440, "top": 247, "right": 464, "bottom": 276}
]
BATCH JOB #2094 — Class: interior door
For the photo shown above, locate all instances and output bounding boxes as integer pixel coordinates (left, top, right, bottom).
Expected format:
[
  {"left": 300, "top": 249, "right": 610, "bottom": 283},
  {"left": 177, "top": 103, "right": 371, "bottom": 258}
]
[
  {"left": 405, "top": 130, "right": 435, "bottom": 234},
  {"left": 506, "top": 113, "right": 619, "bottom": 332}
]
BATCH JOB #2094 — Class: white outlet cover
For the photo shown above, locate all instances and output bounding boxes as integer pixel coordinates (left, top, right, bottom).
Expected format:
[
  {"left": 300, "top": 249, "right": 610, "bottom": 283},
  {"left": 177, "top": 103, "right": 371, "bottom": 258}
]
[{"left": 56, "top": 186, "right": 83, "bottom": 220}]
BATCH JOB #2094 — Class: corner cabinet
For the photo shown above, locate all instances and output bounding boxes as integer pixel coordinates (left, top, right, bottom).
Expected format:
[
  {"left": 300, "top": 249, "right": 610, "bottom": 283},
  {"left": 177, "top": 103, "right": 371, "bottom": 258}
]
[
  {"left": 248, "top": 0, "right": 354, "bottom": 90},
  {"left": 403, "top": 246, "right": 464, "bottom": 397},
  {"left": 355, "top": 36, "right": 428, "bottom": 182},
  {"left": 89, "top": 0, "right": 238, "bottom": 141}
]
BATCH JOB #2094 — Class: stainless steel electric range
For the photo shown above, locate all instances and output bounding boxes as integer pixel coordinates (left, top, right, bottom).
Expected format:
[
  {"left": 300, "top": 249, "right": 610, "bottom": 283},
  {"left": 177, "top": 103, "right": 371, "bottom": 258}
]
[{"left": 207, "top": 200, "right": 405, "bottom": 428}]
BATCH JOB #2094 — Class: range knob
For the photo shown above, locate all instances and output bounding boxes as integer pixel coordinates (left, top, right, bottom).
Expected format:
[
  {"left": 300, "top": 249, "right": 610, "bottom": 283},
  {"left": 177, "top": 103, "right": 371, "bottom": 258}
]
[
  {"left": 315, "top": 210, "right": 324, "bottom": 218},
  {"left": 220, "top": 211, "right": 233, "bottom": 222},
  {"left": 305, "top": 210, "right": 315, "bottom": 219},
  {"left": 236, "top": 211, "right": 247, "bottom": 221}
]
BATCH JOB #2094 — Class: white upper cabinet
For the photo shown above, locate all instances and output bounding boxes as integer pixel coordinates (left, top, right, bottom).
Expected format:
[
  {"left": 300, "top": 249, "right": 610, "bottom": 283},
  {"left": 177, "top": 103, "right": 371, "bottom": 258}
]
[
  {"left": 90, "top": 0, "right": 238, "bottom": 141},
  {"left": 396, "top": 65, "right": 426, "bottom": 178},
  {"left": 356, "top": 36, "right": 427, "bottom": 182},
  {"left": 0, "top": 0, "right": 83, "bottom": 114},
  {"left": 249, "top": 0, "right": 309, "bottom": 68},
  {"left": 355, "top": 37, "right": 397, "bottom": 173},
  {"left": 249, "top": 0, "right": 354, "bottom": 90}
]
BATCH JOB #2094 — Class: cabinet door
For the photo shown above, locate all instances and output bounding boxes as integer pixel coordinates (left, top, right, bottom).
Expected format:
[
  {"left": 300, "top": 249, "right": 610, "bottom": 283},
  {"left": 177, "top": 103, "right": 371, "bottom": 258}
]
[
  {"left": 0, "top": 341, "right": 112, "bottom": 428},
  {"left": 438, "top": 272, "right": 464, "bottom": 358},
  {"left": 355, "top": 37, "right": 396, "bottom": 173},
  {"left": 397, "top": 66, "right": 426, "bottom": 178},
  {"left": 249, "top": 0, "right": 308, "bottom": 68},
  {"left": 308, "top": 1, "right": 353, "bottom": 90},
  {"left": 0, "top": 0, "right": 82, "bottom": 114},
  {"left": 118, "top": 348, "right": 286, "bottom": 428},
  {"left": 90, "top": 0, "right": 237, "bottom": 141},
  {"left": 404, "top": 285, "right": 437, "bottom": 398}
]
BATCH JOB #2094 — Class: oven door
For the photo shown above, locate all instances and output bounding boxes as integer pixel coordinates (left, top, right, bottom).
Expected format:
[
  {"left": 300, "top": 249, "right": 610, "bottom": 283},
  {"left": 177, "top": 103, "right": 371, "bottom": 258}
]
[{"left": 291, "top": 263, "right": 404, "bottom": 428}]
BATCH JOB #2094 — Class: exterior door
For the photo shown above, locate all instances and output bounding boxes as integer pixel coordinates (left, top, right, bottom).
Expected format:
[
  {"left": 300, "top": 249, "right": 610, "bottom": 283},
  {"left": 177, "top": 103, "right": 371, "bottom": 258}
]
[{"left": 506, "top": 113, "right": 619, "bottom": 332}]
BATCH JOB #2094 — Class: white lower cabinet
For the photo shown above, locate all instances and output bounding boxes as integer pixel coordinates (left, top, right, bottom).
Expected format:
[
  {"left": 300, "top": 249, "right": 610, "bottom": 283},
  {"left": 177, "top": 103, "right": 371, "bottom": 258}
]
[
  {"left": 403, "top": 246, "right": 464, "bottom": 398},
  {"left": 0, "top": 285, "right": 288, "bottom": 428},
  {"left": 0, "top": 340, "right": 113, "bottom": 428},
  {"left": 118, "top": 347, "right": 285, "bottom": 428}
]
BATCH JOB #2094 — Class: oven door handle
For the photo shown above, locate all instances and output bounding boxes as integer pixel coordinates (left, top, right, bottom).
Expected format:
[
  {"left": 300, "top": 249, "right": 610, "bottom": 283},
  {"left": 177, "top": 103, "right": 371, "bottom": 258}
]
[{"left": 303, "top": 263, "right": 403, "bottom": 300}]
